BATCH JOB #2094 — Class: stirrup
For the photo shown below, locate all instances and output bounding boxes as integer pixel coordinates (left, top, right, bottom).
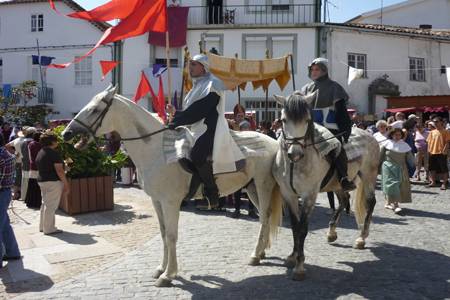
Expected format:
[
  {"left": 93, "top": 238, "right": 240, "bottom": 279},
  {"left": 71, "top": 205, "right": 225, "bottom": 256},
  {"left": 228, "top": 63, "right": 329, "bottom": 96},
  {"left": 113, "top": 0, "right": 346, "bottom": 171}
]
[{"left": 340, "top": 177, "right": 356, "bottom": 192}]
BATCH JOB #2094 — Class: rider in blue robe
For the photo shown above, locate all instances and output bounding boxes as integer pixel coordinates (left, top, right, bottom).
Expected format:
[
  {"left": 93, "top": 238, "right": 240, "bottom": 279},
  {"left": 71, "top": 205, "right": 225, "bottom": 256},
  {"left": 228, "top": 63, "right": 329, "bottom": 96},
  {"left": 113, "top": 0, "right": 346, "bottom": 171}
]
[{"left": 300, "top": 58, "right": 356, "bottom": 192}]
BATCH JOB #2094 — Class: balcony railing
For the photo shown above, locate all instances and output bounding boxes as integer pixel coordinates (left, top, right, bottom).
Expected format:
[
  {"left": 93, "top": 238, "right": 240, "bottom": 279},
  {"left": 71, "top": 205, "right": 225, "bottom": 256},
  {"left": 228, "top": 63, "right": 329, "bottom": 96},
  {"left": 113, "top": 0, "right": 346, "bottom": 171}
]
[
  {"left": 0, "top": 84, "right": 53, "bottom": 105},
  {"left": 38, "top": 87, "right": 53, "bottom": 104},
  {"left": 187, "top": 4, "right": 317, "bottom": 26}
]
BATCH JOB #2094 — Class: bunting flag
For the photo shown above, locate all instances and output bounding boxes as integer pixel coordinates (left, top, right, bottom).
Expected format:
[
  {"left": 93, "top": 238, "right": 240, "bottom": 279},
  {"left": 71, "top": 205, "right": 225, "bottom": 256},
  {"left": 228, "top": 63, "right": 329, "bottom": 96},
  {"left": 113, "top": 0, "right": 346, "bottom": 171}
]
[
  {"left": 32, "top": 55, "right": 56, "bottom": 67},
  {"left": 172, "top": 90, "right": 178, "bottom": 110},
  {"left": 100, "top": 61, "right": 120, "bottom": 81},
  {"left": 348, "top": 66, "right": 364, "bottom": 85},
  {"left": 152, "top": 64, "right": 168, "bottom": 77},
  {"left": 133, "top": 71, "right": 155, "bottom": 103},
  {"left": 46, "top": 0, "right": 168, "bottom": 72},
  {"left": 447, "top": 67, "right": 450, "bottom": 90}
]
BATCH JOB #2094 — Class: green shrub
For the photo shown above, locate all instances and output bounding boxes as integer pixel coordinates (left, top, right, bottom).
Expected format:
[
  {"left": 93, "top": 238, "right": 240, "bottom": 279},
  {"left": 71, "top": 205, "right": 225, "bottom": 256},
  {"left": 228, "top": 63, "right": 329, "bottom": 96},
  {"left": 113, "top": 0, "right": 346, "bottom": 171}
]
[{"left": 53, "top": 125, "right": 127, "bottom": 179}]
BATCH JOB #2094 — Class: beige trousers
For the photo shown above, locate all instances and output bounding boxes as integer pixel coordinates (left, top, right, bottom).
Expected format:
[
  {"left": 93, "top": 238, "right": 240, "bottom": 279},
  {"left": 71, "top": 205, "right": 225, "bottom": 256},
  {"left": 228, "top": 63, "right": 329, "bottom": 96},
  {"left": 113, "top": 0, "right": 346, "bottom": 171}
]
[{"left": 38, "top": 181, "right": 64, "bottom": 234}]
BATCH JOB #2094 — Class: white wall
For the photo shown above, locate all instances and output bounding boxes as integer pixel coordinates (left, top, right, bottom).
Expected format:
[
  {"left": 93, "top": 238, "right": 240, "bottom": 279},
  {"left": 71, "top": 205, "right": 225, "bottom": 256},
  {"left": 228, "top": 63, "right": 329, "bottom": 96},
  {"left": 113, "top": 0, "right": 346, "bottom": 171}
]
[
  {"left": 185, "top": 27, "right": 316, "bottom": 112},
  {"left": 354, "top": 0, "right": 449, "bottom": 29},
  {"left": 0, "top": 2, "right": 114, "bottom": 119},
  {"left": 327, "top": 27, "right": 450, "bottom": 114}
]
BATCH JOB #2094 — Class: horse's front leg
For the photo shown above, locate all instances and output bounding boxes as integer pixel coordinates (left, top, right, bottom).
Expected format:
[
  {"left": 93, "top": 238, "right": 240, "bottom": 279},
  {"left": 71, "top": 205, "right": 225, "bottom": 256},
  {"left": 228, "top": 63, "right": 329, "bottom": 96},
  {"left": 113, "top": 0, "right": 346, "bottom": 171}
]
[
  {"left": 151, "top": 199, "right": 168, "bottom": 279},
  {"left": 284, "top": 197, "right": 300, "bottom": 268},
  {"left": 155, "top": 201, "right": 180, "bottom": 287},
  {"left": 246, "top": 182, "right": 271, "bottom": 265},
  {"left": 292, "top": 193, "right": 317, "bottom": 281},
  {"left": 327, "top": 190, "right": 349, "bottom": 243}
]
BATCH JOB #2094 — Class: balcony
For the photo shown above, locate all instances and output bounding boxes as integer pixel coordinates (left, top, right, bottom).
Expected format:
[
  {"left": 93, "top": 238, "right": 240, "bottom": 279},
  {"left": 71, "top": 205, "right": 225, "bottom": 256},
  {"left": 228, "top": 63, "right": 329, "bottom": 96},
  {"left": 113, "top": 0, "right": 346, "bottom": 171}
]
[
  {"left": 187, "top": 4, "right": 317, "bottom": 26},
  {"left": 0, "top": 84, "right": 53, "bottom": 105}
]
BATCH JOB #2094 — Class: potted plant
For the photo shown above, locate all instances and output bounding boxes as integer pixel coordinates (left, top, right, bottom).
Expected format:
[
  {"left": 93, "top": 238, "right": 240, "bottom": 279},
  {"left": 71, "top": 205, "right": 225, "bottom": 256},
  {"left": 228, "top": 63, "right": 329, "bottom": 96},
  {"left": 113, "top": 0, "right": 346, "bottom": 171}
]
[{"left": 54, "top": 125, "right": 127, "bottom": 215}]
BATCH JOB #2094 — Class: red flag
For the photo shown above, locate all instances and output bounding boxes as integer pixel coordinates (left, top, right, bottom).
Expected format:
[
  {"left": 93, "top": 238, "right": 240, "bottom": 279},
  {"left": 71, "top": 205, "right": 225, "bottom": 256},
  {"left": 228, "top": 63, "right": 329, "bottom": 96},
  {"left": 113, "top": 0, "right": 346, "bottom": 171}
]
[
  {"left": 157, "top": 76, "right": 167, "bottom": 121},
  {"left": 46, "top": 0, "right": 167, "bottom": 72},
  {"left": 49, "top": 0, "right": 144, "bottom": 22},
  {"left": 100, "top": 61, "right": 119, "bottom": 81},
  {"left": 148, "top": 7, "right": 189, "bottom": 48},
  {"left": 133, "top": 71, "right": 156, "bottom": 103}
]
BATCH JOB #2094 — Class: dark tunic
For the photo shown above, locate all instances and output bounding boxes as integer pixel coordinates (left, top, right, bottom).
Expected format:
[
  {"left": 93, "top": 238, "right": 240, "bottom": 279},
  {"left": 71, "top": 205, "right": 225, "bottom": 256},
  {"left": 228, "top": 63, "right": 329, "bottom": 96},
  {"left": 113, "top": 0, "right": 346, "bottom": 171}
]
[{"left": 168, "top": 92, "right": 220, "bottom": 167}]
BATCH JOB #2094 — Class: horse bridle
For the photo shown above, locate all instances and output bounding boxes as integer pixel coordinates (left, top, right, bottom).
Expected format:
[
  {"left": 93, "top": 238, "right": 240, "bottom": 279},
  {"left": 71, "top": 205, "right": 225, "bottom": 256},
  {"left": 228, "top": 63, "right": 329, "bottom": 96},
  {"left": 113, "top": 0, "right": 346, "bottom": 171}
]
[
  {"left": 280, "top": 124, "right": 345, "bottom": 196},
  {"left": 72, "top": 96, "right": 169, "bottom": 142},
  {"left": 72, "top": 97, "right": 113, "bottom": 138}
]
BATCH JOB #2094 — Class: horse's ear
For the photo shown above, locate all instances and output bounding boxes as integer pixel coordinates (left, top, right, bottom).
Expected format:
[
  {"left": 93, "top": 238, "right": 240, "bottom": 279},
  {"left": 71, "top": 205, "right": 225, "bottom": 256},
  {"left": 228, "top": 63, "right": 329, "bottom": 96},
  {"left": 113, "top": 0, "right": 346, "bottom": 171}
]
[
  {"left": 304, "top": 90, "right": 317, "bottom": 104},
  {"left": 273, "top": 94, "right": 286, "bottom": 105},
  {"left": 104, "top": 84, "right": 119, "bottom": 100}
]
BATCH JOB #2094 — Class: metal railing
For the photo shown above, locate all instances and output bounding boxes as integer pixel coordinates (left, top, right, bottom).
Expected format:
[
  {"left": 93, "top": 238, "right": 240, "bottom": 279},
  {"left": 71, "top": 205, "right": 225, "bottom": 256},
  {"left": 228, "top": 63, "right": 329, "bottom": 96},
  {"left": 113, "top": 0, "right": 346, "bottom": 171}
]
[
  {"left": 38, "top": 87, "right": 53, "bottom": 104},
  {"left": 0, "top": 84, "right": 53, "bottom": 105},
  {"left": 187, "top": 4, "right": 317, "bottom": 26}
]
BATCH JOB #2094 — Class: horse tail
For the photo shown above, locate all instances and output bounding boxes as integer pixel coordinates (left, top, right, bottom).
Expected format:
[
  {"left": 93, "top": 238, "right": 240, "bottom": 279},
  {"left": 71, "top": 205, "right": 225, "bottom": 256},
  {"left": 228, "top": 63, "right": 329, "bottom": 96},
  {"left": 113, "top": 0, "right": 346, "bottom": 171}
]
[
  {"left": 268, "top": 183, "right": 284, "bottom": 244},
  {"left": 353, "top": 177, "right": 366, "bottom": 229}
]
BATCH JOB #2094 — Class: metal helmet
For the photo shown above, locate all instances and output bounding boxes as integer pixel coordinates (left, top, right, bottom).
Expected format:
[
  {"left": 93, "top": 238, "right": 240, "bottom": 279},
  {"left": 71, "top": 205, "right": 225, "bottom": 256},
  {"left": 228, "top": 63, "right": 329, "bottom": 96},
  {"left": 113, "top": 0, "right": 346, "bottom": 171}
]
[{"left": 191, "top": 54, "right": 211, "bottom": 74}]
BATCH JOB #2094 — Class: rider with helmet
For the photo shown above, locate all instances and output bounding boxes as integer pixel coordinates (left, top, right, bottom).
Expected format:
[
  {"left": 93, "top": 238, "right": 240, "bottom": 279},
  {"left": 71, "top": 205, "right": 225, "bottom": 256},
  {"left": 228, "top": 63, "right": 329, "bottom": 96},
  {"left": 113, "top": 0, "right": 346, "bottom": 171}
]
[{"left": 300, "top": 58, "right": 356, "bottom": 192}]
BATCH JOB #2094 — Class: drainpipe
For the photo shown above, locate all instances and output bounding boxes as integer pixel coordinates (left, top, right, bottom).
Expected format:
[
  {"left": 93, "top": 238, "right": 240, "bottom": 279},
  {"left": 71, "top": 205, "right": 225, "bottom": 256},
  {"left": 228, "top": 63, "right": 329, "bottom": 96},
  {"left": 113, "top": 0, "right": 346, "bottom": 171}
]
[
  {"left": 315, "top": 0, "right": 322, "bottom": 58},
  {"left": 114, "top": 40, "right": 123, "bottom": 95}
]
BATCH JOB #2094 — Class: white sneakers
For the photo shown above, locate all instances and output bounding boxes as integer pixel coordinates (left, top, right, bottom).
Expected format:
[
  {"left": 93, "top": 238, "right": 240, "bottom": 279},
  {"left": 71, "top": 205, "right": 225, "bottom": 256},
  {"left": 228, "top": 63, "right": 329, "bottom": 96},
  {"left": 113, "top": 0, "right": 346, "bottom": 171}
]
[{"left": 394, "top": 207, "right": 402, "bottom": 213}]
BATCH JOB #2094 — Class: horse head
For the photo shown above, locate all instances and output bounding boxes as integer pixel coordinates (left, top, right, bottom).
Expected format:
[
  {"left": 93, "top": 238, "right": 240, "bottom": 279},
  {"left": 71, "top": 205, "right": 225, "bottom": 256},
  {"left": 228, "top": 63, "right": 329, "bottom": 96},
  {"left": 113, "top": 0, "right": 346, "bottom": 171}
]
[
  {"left": 62, "top": 84, "right": 118, "bottom": 149},
  {"left": 273, "top": 91, "right": 316, "bottom": 163}
]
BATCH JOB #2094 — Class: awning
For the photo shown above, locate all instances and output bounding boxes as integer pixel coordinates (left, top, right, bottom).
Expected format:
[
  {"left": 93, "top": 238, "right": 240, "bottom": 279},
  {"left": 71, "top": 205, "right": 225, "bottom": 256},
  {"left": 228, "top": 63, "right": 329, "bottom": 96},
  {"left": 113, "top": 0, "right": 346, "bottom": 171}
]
[
  {"left": 383, "top": 107, "right": 424, "bottom": 113},
  {"left": 423, "top": 106, "right": 450, "bottom": 113}
]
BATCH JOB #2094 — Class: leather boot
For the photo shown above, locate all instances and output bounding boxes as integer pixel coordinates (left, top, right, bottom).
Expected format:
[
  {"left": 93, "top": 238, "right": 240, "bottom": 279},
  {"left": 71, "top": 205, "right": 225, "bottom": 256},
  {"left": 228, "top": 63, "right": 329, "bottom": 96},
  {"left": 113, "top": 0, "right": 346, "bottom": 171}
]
[
  {"left": 195, "top": 161, "right": 220, "bottom": 210},
  {"left": 335, "top": 148, "right": 357, "bottom": 192}
]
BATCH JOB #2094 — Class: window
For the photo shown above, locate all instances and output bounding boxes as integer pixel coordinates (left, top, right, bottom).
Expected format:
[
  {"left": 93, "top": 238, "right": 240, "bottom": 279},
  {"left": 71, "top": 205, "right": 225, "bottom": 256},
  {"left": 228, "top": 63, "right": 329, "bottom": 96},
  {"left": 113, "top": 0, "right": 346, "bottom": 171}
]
[
  {"left": 0, "top": 58, "right": 3, "bottom": 97},
  {"left": 245, "top": 100, "right": 282, "bottom": 124},
  {"left": 243, "top": 34, "right": 297, "bottom": 68},
  {"left": 272, "top": 0, "right": 290, "bottom": 11},
  {"left": 410, "top": 58, "right": 425, "bottom": 81},
  {"left": 31, "top": 57, "right": 45, "bottom": 84},
  {"left": 153, "top": 46, "right": 178, "bottom": 67},
  {"left": 31, "top": 14, "right": 43, "bottom": 32},
  {"left": 74, "top": 55, "right": 92, "bottom": 86},
  {"left": 202, "top": 35, "right": 223, "bottom": 57},
  {"left": 348, "top": 54, "right": 367, "bottom": 78}
]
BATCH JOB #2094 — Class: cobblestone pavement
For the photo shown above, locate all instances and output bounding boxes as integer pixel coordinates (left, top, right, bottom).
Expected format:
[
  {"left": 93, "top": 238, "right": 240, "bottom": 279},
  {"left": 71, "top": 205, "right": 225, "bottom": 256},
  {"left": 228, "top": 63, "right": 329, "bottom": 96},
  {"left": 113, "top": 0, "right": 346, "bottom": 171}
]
[
  {"left": 0, "top": 184, "right": 160, "bottom": 299},
  {"left": 8, "top": 178, "right": 450, "bottom": 300}
]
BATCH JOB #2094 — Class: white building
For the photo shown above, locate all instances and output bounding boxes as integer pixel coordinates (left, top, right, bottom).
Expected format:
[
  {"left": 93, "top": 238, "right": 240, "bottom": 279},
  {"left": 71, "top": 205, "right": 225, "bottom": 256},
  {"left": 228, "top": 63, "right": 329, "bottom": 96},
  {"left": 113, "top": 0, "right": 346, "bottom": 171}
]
[
  {"left": 323, "top": 23, "right": 450, "bottom": 116},
  {"left": 349, "top": 0, "right": 450, "bottom": 30},
  {"left": 0, "top": 0, "right": 115, "bottom": 120}
]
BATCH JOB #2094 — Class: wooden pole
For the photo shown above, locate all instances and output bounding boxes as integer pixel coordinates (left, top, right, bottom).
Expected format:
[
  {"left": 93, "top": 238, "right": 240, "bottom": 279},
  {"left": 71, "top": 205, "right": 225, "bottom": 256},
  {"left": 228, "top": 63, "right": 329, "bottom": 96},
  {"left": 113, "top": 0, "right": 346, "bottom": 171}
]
[
  {"left": 166, "top": 31, "right": 172, "bottom": 122},
  {"left": 290, "top": 53, "right": 296, "bottom": 91},
  {"left": 265, "top": 49, "right": 270, "bottom": 122},
  {"left": 235, "top": 53, "right": 240, "bottom": 105},
  {"left": 179, "top": 46, "right": 189, "bottom": 110}
]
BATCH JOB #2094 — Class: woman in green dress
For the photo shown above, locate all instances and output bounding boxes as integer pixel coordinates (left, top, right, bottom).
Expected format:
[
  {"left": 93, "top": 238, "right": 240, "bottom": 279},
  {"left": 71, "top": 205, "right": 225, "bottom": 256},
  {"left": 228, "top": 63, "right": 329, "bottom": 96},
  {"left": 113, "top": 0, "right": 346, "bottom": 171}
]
[{"left": 380, "top": 128, "right": 418, "bottom": 213}]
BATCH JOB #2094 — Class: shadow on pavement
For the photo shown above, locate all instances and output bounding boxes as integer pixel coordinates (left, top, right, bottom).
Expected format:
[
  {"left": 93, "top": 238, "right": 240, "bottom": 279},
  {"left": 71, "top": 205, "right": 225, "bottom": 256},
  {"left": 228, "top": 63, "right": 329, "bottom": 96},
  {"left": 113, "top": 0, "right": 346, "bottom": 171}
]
[
  {"left": 1, "top": 261, "right": 54, "bottom": 296},
  {"left": 170, "top": 243, "right": 450, "bottom": 300}
]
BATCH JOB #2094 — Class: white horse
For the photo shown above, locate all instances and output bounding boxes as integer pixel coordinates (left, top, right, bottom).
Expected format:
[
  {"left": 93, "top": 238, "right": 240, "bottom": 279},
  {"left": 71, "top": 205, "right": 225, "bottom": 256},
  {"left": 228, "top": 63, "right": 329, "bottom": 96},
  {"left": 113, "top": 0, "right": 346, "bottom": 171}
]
[
  {"left": 61, "top": 85, "right": 283, "bottom": 287},
  {"left": 272, "top": 91, "right": 379, "bottom": 281}
]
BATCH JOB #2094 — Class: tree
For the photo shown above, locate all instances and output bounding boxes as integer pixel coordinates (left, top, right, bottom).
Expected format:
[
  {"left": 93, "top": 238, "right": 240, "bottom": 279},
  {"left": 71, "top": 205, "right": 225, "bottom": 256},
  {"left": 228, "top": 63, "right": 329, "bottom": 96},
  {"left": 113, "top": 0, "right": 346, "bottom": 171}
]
[{"left": 0, "top": 80, "right": 60, "bottom": 126}]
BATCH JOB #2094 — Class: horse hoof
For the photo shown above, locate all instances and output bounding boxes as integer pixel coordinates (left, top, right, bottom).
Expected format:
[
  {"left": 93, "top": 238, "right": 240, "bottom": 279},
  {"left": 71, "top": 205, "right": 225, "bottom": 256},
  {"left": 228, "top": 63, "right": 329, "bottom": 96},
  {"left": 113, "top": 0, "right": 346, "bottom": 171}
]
[
  {"left": 353, "top": 240, "right": 365, "bottom": 249},
  {"left": 155, "top": 276, "right": 172, "bottom": 287},
  {"left": 152, "top": 269, "right": 164, "bottom": 279},
  {"left": 327, "top": 234, "right": 338, "bottom": 243},
  {"left": 248, "top": 257, "right": 261, "bottom": 266},
  {"left": 259, "top": 251, "right": 266, "bottom": 259},
  {"left": 292, "top": 271, "right": 307, "bottom": 281},
  {"left": 283, "top": 257, "right": 296, "bottom": 268}
]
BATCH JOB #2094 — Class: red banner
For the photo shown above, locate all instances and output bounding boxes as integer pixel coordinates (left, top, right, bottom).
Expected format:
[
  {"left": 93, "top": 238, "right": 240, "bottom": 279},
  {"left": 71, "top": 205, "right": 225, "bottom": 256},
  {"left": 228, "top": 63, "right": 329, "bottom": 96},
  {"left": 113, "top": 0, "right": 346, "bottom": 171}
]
[{"left": 148, "top": 7, "right": 189, "bottom": 48}]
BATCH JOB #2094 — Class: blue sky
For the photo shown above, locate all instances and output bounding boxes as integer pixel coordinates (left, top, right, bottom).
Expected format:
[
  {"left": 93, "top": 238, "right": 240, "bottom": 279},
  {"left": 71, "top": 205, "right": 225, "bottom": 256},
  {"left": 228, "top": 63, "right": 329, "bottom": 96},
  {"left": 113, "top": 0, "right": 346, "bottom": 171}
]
[{"left": 70, "top": 0, "right": 406, "bottom": 23}]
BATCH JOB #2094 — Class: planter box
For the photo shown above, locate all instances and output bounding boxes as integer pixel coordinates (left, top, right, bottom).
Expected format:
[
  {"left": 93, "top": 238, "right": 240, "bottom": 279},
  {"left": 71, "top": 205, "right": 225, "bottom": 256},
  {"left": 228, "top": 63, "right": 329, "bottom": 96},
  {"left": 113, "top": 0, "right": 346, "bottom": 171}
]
[{"left": 59, "top": 175, "right": 114, "bottom": 215}]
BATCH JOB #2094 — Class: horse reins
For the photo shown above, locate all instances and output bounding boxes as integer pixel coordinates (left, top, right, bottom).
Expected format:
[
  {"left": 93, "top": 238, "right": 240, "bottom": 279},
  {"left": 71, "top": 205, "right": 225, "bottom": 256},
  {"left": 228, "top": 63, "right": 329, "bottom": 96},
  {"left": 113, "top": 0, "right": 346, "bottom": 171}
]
[
  {"left": 72, "top": 95, "right": 169, "bottom": 142},
  {"left": 281, "top": 127, "right": 346, "bottom": 196}
]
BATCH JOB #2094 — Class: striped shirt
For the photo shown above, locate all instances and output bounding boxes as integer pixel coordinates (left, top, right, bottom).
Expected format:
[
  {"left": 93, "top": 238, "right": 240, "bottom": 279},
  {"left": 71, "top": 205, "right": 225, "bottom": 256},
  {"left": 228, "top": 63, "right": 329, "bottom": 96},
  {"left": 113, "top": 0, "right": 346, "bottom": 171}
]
[{"left": 0, "top": 147, "right": 15, "bottom": 189}]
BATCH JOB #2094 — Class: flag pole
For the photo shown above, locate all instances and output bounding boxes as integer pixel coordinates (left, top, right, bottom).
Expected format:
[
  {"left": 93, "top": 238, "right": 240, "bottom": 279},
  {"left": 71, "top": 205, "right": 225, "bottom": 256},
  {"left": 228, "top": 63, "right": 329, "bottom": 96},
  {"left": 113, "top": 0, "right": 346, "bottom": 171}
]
[
  {"left": 166, "top": 31, "right": 172, "bottom": 122},
  {"left": 36, "top": 38, "right": 45, "bottom": 88}
]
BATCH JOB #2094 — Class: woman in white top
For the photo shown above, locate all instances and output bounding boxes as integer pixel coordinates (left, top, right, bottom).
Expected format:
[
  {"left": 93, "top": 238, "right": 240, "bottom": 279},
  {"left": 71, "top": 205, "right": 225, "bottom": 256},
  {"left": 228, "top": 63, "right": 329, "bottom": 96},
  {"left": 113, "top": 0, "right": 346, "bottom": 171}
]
[{"left": 373, "top": 120, "right": 388, "bottom": 146}]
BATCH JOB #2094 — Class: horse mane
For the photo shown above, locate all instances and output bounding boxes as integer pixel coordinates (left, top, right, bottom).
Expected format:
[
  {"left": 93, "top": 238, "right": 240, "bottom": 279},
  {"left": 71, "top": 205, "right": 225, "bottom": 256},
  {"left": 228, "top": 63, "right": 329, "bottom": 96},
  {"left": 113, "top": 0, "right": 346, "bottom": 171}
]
[
  {"left": 284, "top": 91, "right": 315, "bottom": 142},
  {"left": 113, "top": 93, "right": 165, "bottom": 126}
]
